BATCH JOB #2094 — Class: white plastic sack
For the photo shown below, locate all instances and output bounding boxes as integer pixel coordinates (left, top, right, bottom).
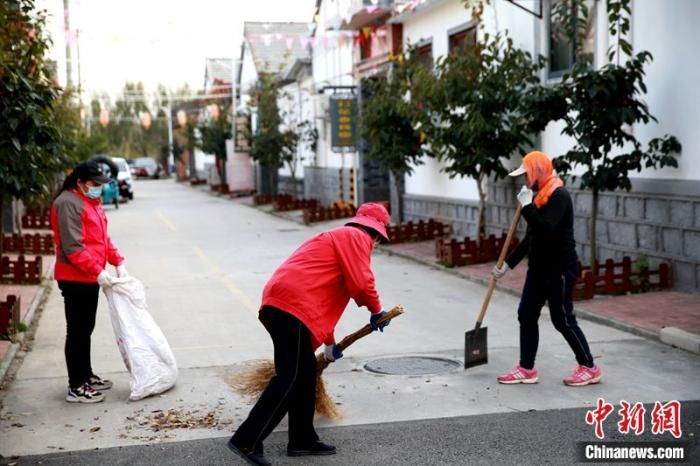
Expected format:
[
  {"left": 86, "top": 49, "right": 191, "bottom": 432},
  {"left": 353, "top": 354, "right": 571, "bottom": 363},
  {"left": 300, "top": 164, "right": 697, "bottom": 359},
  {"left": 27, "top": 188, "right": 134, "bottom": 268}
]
[{"left": 103, "top": 276, "right": 178, "bottom": 400}]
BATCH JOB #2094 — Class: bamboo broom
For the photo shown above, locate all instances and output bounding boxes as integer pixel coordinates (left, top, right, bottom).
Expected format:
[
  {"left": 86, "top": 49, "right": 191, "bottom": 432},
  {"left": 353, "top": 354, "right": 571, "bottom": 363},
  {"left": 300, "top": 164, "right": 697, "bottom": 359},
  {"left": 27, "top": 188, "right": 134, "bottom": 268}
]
[{"left": 230, "top": 306, "right": 405, "bottom": 418}]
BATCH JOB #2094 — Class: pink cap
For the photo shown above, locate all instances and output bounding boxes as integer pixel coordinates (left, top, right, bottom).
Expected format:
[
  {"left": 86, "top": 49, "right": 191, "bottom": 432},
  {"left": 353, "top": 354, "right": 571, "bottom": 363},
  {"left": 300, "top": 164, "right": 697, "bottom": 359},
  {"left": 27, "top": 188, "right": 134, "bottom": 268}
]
[{"left": 346, "top": 202, "right": 390, "bottom": 242}]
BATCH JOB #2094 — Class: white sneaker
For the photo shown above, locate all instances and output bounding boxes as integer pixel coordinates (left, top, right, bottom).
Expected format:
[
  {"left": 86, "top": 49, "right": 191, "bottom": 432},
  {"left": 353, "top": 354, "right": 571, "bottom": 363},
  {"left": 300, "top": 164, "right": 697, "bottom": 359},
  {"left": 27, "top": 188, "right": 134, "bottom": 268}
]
[{"left": 66, "top": 383, "right": 105, "bottom": 403}]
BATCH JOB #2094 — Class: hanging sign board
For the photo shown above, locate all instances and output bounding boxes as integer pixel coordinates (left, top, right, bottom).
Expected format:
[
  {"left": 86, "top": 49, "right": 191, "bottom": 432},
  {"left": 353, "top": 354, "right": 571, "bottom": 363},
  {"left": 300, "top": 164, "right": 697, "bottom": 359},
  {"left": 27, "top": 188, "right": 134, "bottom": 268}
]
[{"left": 330, "top": 95, "right": 358, "bottom": 153}]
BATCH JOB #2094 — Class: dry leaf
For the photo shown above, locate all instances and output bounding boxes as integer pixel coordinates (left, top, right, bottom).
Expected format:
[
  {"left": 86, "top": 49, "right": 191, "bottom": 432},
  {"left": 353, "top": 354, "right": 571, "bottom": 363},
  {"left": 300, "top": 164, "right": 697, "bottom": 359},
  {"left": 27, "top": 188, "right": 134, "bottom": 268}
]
[{"left": 89, "top": 426, "right": 101, "bottom": 433}]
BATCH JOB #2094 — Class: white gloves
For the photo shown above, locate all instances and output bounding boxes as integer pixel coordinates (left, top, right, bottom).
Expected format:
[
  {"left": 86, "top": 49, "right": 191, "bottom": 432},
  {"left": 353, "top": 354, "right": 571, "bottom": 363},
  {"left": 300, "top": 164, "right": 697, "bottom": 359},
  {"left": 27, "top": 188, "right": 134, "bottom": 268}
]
[
  {"left": 517, "top": 185, "right": 534, "bottom": 207},
  {"left": 116, "top": 264, "right": 129, "bottom": 278},
  {"left": 492, "top": 263, "right": 509, "bottom": 279},
  {"left": 323, "top": 344, "right": 343, "bottom": 362},
  {"left": 97, "top": 270, "right": 114, "bottom": 287}
]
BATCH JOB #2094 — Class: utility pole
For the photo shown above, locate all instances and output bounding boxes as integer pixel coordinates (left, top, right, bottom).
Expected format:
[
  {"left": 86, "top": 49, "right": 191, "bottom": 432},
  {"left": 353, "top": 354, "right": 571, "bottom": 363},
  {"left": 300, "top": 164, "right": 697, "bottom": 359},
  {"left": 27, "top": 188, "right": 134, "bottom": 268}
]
[
  {"left": 166, "top": 95, "right": 174, "bottom": 175},
  {"left": 63, "top": 0, "right": 73, "bottom": 88}
]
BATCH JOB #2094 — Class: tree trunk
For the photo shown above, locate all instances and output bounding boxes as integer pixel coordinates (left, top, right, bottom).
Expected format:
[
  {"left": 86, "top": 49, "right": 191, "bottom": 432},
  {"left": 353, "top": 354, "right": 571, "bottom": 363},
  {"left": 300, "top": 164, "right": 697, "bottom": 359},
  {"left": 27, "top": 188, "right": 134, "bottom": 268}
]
[
  {"left": 590, "top": 187, "right": 599, "bottom": 275},
  {"left": 390, "top": 170, "right": 405, "bottom": 225},
  {"left": 268, "top": 167, "right": 275, "bottom": 195},
  {"left": 217, "top": 157, "right": 227, "bottom": 187},
  {"left": 476, "top": 173, "right": 487, "bottom": 243},
  {"left": 0, "top": 192, "right": 4, "bottom": 257}
]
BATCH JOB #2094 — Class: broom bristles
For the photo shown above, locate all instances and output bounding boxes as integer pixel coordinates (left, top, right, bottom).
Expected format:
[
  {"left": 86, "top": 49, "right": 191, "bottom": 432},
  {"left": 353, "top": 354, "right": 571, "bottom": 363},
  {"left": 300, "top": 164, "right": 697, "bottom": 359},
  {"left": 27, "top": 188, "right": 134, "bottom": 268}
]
[{"left": 229, "top": 306, "right": 404, "bottom": 418}]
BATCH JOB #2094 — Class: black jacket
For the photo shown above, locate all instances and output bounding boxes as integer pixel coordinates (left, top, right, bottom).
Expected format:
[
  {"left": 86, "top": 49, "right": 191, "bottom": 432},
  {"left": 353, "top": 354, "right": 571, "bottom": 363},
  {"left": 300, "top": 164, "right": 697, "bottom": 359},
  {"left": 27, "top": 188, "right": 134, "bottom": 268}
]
[{"left": 506, "top": 187, "right": 577, "bottom": 273}]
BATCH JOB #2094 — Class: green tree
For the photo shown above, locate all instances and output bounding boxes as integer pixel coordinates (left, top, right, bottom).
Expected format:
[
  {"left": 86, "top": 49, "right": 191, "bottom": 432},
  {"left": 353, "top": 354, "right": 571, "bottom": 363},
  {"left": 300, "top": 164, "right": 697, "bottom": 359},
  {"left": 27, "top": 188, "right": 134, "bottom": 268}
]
[
  {"left": 414, "top": 33, "right": 545, "bottom": 238},
  {"left": 246, "top": 73, "right": 290, "bottom": 193},
  {"left": 361, "top": 51, "right": 424, "bottom": 222},
  {"left": 0, "top": 0, "right": 71, "bottom": 248},
  {"left": 541, "top": 0, "right": 681, "bottom": 272},
  {"left": 197, "top": 103, "right": 231, "bottom": 186}
]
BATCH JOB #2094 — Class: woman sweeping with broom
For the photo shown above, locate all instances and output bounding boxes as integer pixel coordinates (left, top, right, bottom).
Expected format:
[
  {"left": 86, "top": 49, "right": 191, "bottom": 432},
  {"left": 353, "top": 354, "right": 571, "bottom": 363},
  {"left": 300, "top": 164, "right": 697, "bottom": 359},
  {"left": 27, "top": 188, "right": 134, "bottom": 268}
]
[{"left": 228, "top": 202, "right": 392, "bottom": 466}]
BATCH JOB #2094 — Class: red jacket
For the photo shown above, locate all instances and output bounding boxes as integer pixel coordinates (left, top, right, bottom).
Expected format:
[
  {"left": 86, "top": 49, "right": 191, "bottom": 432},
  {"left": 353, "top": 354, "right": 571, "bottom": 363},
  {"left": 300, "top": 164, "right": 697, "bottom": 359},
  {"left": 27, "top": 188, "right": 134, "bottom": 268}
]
[
  {"left": 51, "top": 189, "right": 124, "bottom": 283},
  {"left": 262, "top": 226, "right": 382, "bottom": 349}
]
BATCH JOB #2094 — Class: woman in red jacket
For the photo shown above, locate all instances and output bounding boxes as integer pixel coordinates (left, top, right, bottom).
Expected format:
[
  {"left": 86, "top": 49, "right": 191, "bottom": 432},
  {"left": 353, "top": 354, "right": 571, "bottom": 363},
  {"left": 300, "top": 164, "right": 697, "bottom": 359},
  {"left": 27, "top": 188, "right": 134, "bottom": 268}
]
[
  {"left": 228, "top": 203, "right": 391, "bottom": 466},
  {"left": 51, "top": 161, "right": 127, "bottom": 404}
]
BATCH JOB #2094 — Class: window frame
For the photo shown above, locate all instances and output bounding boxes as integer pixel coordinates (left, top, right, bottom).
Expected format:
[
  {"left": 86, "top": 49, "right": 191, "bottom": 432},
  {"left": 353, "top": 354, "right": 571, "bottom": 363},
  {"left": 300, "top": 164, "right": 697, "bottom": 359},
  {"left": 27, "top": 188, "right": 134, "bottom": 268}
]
[
  {"left": 447, "top": 20, "right": 478, "bottom": 56},
  {"left": 546, "top": 0, "right": 597, "bottom": 80}
]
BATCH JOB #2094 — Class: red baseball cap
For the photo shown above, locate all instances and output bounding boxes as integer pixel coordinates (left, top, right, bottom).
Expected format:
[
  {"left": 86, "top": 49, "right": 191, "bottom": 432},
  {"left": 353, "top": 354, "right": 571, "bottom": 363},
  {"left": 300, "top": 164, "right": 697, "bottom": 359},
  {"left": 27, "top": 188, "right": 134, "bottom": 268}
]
[{"left": 346, "top": 202, "right": 390, "bottom": 242}]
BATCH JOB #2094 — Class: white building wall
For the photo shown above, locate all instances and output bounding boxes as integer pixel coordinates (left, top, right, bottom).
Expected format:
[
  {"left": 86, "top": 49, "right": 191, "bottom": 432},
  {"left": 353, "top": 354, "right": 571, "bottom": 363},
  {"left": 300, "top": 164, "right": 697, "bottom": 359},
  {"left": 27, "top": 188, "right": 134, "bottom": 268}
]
[
  {"left": 278, "top": 76, "right": 316, "bottom": 179},
  {"left": 631, "top": 0, "right": 699, "bottom": 181},
  {"left": 239, "top": 42, "right": 259, "bottom": 97},
  {"left": 404, "top": 0, "right": 699, "bottom": 203},
  {"left": 401, "top": 0, "right": 481, "bottom": 202},
  {"left": 311, "top": 0, "right": 357, "bottom": 170},
  {"left": 532, "top": 0, "right": 699, "bottom": 182}
]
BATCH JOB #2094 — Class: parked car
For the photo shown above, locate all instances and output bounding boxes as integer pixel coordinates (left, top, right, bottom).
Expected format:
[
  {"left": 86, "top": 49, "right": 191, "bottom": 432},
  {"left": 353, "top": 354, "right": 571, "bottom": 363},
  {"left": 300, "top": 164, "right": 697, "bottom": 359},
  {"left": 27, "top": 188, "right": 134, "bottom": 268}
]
[
  {"left": 112, "top": 157, "right": 134, "bottom": 200},
  {"left": 132, "top": 157, "right": 162, "bottom": 179}
]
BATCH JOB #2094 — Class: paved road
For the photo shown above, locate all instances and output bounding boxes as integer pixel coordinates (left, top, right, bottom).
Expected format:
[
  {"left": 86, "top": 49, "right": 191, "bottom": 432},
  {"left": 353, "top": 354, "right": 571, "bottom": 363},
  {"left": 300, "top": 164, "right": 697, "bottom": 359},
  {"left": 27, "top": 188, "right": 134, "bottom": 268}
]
[
  {"left": 1, "top": 180, "right": 698, "bottom": 463},
  {"left": 4, "top": 402, "right": 698, "bottom": 465}
]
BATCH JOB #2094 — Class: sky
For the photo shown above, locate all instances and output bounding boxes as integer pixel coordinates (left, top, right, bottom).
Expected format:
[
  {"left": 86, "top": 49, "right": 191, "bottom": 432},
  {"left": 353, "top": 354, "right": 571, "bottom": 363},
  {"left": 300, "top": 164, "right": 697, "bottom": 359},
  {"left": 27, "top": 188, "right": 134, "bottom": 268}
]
[{"left": 38, "top": 0, "right": 317, "bottom": 98}]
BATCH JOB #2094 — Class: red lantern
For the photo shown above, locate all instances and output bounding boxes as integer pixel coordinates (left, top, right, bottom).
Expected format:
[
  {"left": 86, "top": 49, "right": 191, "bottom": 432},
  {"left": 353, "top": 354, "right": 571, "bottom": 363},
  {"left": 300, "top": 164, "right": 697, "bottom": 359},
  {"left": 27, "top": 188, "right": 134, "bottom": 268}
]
[
  {"left": 99, "top": 109, "right": 109, "bottom": 128},
  {"left": 210, "top": 104, "right": 220, "bottom": 121},
  {"left": 140, "top": 112, "right": 152, "bottom": 129},
  {"left": 176, "top": 110, "right": 187, "bottom": 127}
]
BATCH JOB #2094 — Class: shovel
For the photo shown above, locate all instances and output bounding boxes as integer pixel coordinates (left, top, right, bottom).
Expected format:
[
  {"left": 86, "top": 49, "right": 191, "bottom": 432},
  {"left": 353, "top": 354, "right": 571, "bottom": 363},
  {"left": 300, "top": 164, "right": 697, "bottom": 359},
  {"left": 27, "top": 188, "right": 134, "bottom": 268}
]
[{"left": 464, "top": 205, "right": 522, "bottom": 369}]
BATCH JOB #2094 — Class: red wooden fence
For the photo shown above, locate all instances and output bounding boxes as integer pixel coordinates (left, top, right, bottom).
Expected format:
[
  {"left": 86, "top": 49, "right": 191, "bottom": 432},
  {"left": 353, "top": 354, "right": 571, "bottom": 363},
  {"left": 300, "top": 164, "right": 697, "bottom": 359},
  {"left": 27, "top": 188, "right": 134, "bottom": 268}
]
[
  {"left": 436, "top": 233, "right": 520, "bottom": 267},
  {"left": 0, "top": 295, "right": 20, "bottom": 336},
  {"left": 0, "top": 256, "right": 43, "bottom": 284},
  {"left": 3, "top": 233, "right": 54, "bottom": 255},
  {"left": 21, "top": 208, "right": 51, "bottom": 230},
  {"left": 573, "top": 257, "right": 672, "bottom": 300},
  {"left": 386, "top": 220, "right": 451, "bottom": 244},
  {"left": 303, "top": 205, "right": 356, "bottom": 224}
]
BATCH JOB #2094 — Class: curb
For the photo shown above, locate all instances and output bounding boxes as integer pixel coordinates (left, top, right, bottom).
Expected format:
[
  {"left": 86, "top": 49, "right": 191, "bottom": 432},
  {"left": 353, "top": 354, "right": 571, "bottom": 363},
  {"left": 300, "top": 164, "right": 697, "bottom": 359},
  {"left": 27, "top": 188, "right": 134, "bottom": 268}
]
[
  {"left": 0, "top": 341, "right": 19, "bottom": 386},
  {"left": 660, "top": 327, "right": 700, "bottom": 354},
  {"left": 0, "top": 260, "right": 53, "bottom": 385},
  {"left": 378, "top": 244, "right": 685, "bottom": 348}
]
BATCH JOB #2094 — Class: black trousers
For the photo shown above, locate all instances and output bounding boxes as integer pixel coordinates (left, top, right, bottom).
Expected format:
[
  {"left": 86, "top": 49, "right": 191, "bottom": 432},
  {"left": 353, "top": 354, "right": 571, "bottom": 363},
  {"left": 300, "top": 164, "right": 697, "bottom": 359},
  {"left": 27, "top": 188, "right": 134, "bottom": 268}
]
[
  {"left": 518, "top": 267, "right": 594, "bottom": 370},
  {"left": 232, "top": 306, "right": 319, "bottom": 451},
  {"left": 58, "top": 280, "right": 100, "bottom": 388}
]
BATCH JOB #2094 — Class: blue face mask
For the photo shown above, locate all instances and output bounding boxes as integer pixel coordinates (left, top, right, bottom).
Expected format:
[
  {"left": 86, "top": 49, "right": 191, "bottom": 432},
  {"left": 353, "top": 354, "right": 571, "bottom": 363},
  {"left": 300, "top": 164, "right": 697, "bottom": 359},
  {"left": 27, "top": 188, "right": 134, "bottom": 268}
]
[{"left": 85, "top": 185, "right": 103, "bottom": 199}]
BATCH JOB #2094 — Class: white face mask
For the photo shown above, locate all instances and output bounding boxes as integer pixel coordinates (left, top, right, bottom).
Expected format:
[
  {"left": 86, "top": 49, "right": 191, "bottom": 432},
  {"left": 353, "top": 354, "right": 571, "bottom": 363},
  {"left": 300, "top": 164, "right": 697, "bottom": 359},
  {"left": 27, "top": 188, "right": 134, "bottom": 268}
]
[{"left": 83, "top": 184, "right": 103, "bottom": 199}]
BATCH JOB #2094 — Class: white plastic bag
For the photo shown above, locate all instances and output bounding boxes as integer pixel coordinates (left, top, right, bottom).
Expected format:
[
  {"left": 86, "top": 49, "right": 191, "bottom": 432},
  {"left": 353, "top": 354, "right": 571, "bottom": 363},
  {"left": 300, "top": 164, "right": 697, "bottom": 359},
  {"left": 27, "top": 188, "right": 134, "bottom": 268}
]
[{"left": 103, "top": 276, "right": 178, "bottom": 400}]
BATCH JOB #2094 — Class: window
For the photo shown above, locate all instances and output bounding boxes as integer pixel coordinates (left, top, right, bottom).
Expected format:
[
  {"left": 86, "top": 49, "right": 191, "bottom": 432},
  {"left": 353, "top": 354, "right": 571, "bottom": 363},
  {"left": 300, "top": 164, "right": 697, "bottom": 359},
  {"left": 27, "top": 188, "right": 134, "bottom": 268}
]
[
  {"left": 549, "top": 0, "right": 596, "bottom": 78},
  {"left": 449, "top": 26, "right": 477, "bottom": 55},
  {"left": 417, "top": 42, "right": 433, "bottom": 70}
]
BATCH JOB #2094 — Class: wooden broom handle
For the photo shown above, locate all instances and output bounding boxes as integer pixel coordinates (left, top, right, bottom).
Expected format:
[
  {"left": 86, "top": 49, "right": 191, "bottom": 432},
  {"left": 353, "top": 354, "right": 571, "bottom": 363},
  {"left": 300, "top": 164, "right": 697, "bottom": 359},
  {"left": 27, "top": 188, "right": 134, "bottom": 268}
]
[
  {"left": 474, "top": 205, "right": 522, "bottom": 328},
  {"left": 315, "top": 306, "right": 405, "bottom": 363}
]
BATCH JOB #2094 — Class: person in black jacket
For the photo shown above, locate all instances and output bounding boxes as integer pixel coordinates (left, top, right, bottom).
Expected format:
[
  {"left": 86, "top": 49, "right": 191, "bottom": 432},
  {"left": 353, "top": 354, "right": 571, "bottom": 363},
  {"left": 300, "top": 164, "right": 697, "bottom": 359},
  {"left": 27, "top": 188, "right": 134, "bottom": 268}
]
[{"left": 492, "top": 151, "right": 601, "bottom": 386}]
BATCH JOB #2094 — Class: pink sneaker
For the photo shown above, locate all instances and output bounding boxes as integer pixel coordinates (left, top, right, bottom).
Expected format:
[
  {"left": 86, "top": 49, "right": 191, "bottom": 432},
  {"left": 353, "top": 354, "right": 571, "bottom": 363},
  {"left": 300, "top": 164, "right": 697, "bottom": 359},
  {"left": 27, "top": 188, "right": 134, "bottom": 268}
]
[
  {"left": 564, "top": 364, "right": 602, "bottom": 386},
  {"left": 497, "top": 364, "right": 538, "bottom": 384}
]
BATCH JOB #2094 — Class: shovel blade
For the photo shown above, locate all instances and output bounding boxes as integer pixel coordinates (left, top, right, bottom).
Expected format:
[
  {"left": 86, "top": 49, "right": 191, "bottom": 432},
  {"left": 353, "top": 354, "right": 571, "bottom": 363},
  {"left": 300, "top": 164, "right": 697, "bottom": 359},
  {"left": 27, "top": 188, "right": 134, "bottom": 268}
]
[{"left": 464, "top": 326, "right": 488, "bottom": 369}]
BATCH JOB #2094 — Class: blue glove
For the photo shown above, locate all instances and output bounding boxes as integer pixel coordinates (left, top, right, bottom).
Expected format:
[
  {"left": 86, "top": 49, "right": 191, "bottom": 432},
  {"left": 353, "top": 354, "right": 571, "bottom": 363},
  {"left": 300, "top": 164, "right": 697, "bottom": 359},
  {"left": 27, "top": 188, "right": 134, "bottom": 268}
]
[
  {"left": 370, "top": 310, "right": 389, "bottom": 332},
  {"left": 323, "top": 344, "right": 343, "bottom": 362}
]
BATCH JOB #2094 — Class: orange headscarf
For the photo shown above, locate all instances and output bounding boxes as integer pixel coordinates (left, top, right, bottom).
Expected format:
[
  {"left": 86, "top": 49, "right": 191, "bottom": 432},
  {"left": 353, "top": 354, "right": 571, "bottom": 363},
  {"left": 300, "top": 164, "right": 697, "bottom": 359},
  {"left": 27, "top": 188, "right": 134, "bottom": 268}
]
[{"left": 522, "top": 151, "right": 563, "bottom": 208}]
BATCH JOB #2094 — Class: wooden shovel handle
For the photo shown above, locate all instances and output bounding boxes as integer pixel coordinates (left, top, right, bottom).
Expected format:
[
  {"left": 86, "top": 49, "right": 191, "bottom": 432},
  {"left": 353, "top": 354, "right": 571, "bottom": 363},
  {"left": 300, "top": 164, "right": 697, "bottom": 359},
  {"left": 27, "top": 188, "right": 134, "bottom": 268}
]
[{"left": 474, "top": 206, "right": 522, "bottom": 328}]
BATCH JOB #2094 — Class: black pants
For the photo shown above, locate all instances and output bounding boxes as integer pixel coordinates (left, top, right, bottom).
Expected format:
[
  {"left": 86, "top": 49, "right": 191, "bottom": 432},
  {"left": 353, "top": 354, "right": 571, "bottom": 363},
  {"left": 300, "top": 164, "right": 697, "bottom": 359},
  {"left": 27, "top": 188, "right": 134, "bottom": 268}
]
[
  {"left": 58, "top": 280, "right": 100, "bottom": 388},
  {"left": 232, "top": 306, "right": 319, "bottom": 451},
  {"left": 518, "top": 268, "right": 594, "bottom": 370}
]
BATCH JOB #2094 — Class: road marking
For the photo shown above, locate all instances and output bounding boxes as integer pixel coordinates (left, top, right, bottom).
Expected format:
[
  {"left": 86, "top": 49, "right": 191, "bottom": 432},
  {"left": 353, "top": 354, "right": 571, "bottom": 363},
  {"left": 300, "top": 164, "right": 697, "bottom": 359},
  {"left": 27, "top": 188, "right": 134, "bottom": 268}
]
[
  {"left": 157, "top": 211, "right": 177, "bottom": 232},
  {"left": 193, "top": 246, "right": 256, "bottom": 311}
]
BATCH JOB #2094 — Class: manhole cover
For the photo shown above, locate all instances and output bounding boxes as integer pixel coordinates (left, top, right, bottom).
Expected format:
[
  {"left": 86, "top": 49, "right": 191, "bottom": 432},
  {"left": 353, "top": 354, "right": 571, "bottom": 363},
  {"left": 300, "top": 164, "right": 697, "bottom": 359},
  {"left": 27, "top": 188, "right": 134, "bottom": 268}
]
[{"left": 364, "top": 356, "right": 460, "bottom": 375}]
